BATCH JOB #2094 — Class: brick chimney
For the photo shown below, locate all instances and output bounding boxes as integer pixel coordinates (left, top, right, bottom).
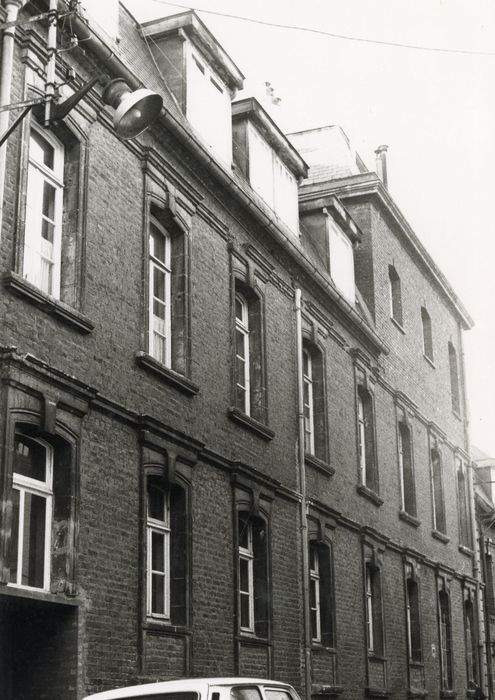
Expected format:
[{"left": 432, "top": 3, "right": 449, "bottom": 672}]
[{"left": 375, "top": 145, "right": 388, "bottom": 188}]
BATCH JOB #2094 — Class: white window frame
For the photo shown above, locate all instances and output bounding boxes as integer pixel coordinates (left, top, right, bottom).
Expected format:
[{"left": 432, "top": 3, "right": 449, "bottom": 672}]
[
  {"left": 235, "top": 293, "right": 250, "bottom": 416},
  {"left": 23, "top": 124, "right": 64, "bottom": 298},
  {"left": 238, "top": 516, "right": 255, "bottom": 633},
  {"left": 303, "top": 348, "right": 315, "bottom": 454},
  {"left": 149, "top": 216, "right": 172, "bottom": 367},
  {"left": 309, "top": 543, "right": 322, "bottom": 642},
  {"left": 357, "top": 393, "right": 367, "bottom": 484},
  {"left": 365, "top": 565, "right": 374, "bottom": 653},
  {"left": 146, "top": 481, "right": 170, "bottom": 619},
  {"left": 9, "top": 433, "right": 53, "bottom": 592}
]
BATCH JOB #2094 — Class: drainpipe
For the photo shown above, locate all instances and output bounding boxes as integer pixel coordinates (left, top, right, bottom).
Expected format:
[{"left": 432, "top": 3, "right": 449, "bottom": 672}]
[
  {"left": 0, "top": 0, "right": 29, "bottom": 237},
  {"left": 295, "top": 288, "right": 312, "bottom": 700}
]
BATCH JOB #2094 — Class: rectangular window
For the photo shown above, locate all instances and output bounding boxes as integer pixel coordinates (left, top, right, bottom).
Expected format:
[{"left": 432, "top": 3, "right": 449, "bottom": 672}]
[
  {"left": 431, "top": 448, "right": 446, "bottom": 534},
  {"left": 7, "top": 433, "right": 53, "bottom": 591},
  {"left": 357, "top": 384, "right": 378, "bottom": 493},
  {"left": 23, "top": 126, "right": 64, "bottom": 298},
  {"left": 457, "top": 457, "right": 472, "bottom": 548},
  {"left": 235, "top": 293, "right": 251, "bottom": 415},
  {"left": 398, "top": 421, "right": 416, "bottom": 516},
  {"left": 421, "top": 307, "right": 434, "bottom": 361},
  {"left": 149, "top": 217, "right": 172, "bottom": 367},
  {"left": 238, "top": 512, "right": 255, "bottom": 632},
  {"left": 464, "top": 594, "right": 478, "bottom": 684},
  {"left": 309, "top": 539, "right": 335, "bottom": 647},
  {"left": 438, "top": 588, "right": 453, "bottom": 689},
  {"left": 237, "top": 511, "right": 269, "bottom": 638},
  {"left": 303, "top": 349, "right": 315, "bottom": 454},
  {"left": 328, "top": 218, "right": 355, "bottom": 304},
  {"left": 388, "top": 265, "right": 403, "bottom": 325},
  {"left": 309, "top": 543, "right": 321, "bottom": 642},
  {"left": 405, "top": 566, "right": 422, "bottom": 663},
  {"left": 365, "top": 563, "right": 384, "bottom": 656},
  {"left": 146, "top": 478, "right": 170, "bottom": 619},
  {"left": 449, "top": 342, "right": 461, "bottom": 414}
]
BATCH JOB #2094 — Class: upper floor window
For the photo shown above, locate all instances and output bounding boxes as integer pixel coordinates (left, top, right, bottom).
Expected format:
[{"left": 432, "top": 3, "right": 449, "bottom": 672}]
[
  {"left": 309, "top": 540, "right": 335, "bottom": 647},
  {"left": 421, "top": 307, "right": 434, "bottom": 362},
  {"left": 365, "top": 563, "right": 384, "bottom": 656},
  {"left": 398, "top": 421, "right": 416, "bottom": 517},
  {"left": 388, "top": 265, "right": 403, "bottom": 326},
  {"left": 431, "top": 448, "right": 446, "bottom": 534},
  {"left": 302, "top": 342, "right": 328, "bottom": 462},
  {"left": 237, "top": 511, "right": 269, "bottom": 638},
  {"left": 149, "top": 217, "right": 172, "bottom": 367},
  {"left": 405, "top": 566, "right": 422, "bottom": 663},
  {"left": 438, "top": 588, "right": 453, "bottom": 690},
  {"left": 186, "top": 45, "right": 232, "bottom": 164},
  {"left": 328, "top": 218, "right": 355, "bottom": 304},
  {"left": 233, "top": 281, "right": 266, "bottom": 423},
  {"left": 464, "top": 594, "right": 478, "bottom": 685},
  {"left": 145, "top": 473, "right": 188, "bottom": 625},
  {"left": 7, "top": 432, "right": 53, "bottom": 590},
  {"left": 23, "top": 126, "right": 64, "bottom": 298},
  {"left": 456, "top": 457, "right": 473, "bottom": 549},
  {"left": 448, "top": 342, "right": 461, "bottom": 414},
  {"left": 247, "top": 122, "right": 298, "bottom": 233},
  {"left": 357, "top": 385, "right": 378, "bottom": 493}
]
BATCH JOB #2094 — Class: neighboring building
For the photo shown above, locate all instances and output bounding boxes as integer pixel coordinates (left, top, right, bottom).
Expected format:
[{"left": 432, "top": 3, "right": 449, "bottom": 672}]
[{"left": 0, "top": 2, "right": 483, "bottom": 700}]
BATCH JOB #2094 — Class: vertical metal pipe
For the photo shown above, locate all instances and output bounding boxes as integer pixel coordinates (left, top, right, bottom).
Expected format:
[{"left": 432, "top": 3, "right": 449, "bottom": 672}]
[
  {"left": 44, "top": 0, "right": 58, "bottom": 125},
  {"left": 295, "top": 287, "right": 312, "bottom": 700},
  {"left": 0, "top": 0, "right": 29, "bottom": 237}
]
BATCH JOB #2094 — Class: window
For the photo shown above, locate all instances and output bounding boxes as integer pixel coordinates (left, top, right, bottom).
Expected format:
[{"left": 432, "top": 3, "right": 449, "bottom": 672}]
[
  {"left": 357, "top": 386, "right": 378, "bottom": 493},
  {"left": 431, "top": 448, "right": 446, "bottom": 534},
  {"left": 328, "top": 218, "right": 355, "bottom": 304},
  {"left": 309, "top": 540, "right": 335, "bottom": 647},
  {"left": 398, "top": 421, "right": 416, "bottom": 516},
  {"left": 237, "top": 511, "right": 269, "bottom": 638},
  {"left": 405, "top": 567, "right": 422, "bottom": 663},
  {"left": 388, "top": 265, "right": 403, "bottom": 325},
  {"left": 448, "top": 342, "right": 461, "bottom": 414},
  {"left": 457, "top": 457, "right": 473, "bottom": 549},
  {"left": 144, "top": 205, "right": 189, "bottom": 377},
  {"left": 145, "top": 474, "right": 188, "bottom": 625},
  {"left": 438, "top": 588, "right": 453, "bottom": 689},
  {"left": 233, "top": 281, "right": 266, "bottom": 423},
  {"left": 464, "top": 594, "right": 478, "bottom": 685},
  {"left": 365, "top": 563, "right": 384, "bottom": 656},
  {"left": 23, "top": 125, "right": 64, "bottom": 297},
  {"left": 149, "top": 217, "right": 171, "bottom": 366},
  {"left": 302, "top": 342, "right": 328, "bottom": 462},
  {"left": 7, "top": 432, "right": 53, "bottom": 590},
  {"left": 421, "top": 307, "right": 434, "bottom": 361}
]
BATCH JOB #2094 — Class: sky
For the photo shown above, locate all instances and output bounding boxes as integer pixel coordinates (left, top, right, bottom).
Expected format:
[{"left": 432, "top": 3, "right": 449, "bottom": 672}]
[{"left": 124, "top": 0, "right": 495, "bottom": 457}]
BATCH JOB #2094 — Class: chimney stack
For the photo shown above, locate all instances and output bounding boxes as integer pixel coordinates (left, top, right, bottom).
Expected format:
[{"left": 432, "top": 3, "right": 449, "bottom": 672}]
[{"left": 375, "top": 145, "right": 388, "bottom": 188}]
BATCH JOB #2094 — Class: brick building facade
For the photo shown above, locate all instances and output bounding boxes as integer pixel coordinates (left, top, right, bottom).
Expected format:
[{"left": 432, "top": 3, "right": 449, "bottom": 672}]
[{"left": 0, "top": 2, "right": 484, "bottom": 699}]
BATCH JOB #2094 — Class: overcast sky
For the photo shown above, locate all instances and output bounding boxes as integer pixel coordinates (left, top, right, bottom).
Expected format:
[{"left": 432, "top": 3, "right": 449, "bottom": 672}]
[{"left": 125, "top": 0, "right": 495, "bottom": 457}]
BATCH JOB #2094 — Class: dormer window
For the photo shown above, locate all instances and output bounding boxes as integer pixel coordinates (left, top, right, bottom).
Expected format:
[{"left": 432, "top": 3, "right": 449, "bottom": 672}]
[
  {"left": 328, "top": 218, "right": 355, "bottom": 304},
  {"left": 186, "top": 44, "right": 233, "bottom": 164}
]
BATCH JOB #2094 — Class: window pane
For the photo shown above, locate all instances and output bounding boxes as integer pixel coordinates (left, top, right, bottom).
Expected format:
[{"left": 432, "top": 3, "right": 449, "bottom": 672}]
[
  {"left": 152, "top": 572, "right": 165, "bottom": 614},
  {"left": 151, "top": 531, "right": 165, "bottom": 571},
  {"left": 236, "top": 329, "right": 246, "bottom": 359},
  {"left": 238, "top": 514, "right": 249, "bottom": 550},
  {"left": 22, "top": 492, "right": 46, "bottom": 588},
  {"left": 41, "top": 218, "right": 55, "bottom": 245},
  {"left": 148, "top": 484, "right": 165, "bottom": 521},
  {"left": 239, "top": 558, "right": 249, "bottom": 591},
  {"left": 42, "top": 181, "right": 55, "bottom": 221},
  {"left": 7, "top": 489, "right": 20, "bottom": 583},
  {"left": 153, "top": 267, "right": 166, "bottom": 301},
  {"left": 150, "top": 225, "right": 166, "bottom": 263},
  {"left": 240, "top": 591, "right": 250, "bottom": 627},
  {"left": 30, "top": 130, "right": 54, "bottom": 169},
  {"left": 235, "top": 297, "right": 243, "bottom": 321},
  {"left": 13, "top": 435, "right": 47, "bottom": 482}
]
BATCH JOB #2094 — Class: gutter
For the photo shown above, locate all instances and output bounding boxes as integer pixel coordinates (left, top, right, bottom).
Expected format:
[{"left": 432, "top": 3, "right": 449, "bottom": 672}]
[{"left": 57, "top": 3, "right": 389, "bottom": 357}]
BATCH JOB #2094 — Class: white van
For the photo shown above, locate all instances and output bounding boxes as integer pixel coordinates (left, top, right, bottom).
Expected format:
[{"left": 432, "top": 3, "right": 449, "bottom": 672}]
[{"left": 83, "top": 677, "right": 302, "bottom": 700}]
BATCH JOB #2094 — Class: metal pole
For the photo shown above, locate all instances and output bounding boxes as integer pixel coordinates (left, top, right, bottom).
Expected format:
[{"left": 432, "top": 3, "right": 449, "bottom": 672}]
[{"left": 295, "top": 288, "right": 312, "bottom": 700}]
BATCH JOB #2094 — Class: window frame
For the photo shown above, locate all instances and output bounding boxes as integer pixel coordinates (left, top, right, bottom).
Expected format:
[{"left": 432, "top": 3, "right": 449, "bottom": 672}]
[
  {"left": 448, "top": 342, "right": 461, "bottom": 415},
  {"left": 388, "top": 265, "right": 403, "bottom": 326},
  {"left": 235, "top": 292, "right": 251, "bottom": 416},
  {"left": 438, "top": 585, "right": 453, "bottom": 690},
  {"left": 456, "top": 456, "right": 473, "bottom": 549},
  {"left": 146, "top": 478, "right": 171, "bottom": 620},
  {"left": 238, "top": 512, "right": 255, "bottom": 633},
  {"left": 364, "top": 562, "right": 384, "bottom": 657},
  {"left": 309, "top": 541, "right": 322, "bottom": 643},
  {"left": 430, "top": 447, "right": 446, "bottom": 535},
  {"left": 404, "top": 565, "right": 422, "bottom": 664},
  {"left": 303, "top": 348, "right": 315, "bottom": 455},
  {"left": 421, "top": 307, "right": 434, "bottom": 362},
  {"left": 356, "top": 382, "right": 378, "bottom": 494},
  {"left": 8, "top": 432, "right": 53, "bottom": 592},
  {"left": 398, "top": 420, "right": 416, "bottom": 517},
  {"left": 148, "top": 216, "right": 172, "bottom": 368}
]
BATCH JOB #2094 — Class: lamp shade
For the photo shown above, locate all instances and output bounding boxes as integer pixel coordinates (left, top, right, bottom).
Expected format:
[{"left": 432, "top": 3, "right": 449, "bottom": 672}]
[{"left": 102, "top": 79, "right": 163, "bottom": 140}]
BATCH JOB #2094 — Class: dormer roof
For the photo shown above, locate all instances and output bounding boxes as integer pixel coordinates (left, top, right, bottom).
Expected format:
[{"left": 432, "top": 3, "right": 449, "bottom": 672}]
[
  {"left": 141, "top": 10, "right": 244, "bottom": 93},
  {"left": 232, "top": 97, "right": 308, "bottom": 180}
]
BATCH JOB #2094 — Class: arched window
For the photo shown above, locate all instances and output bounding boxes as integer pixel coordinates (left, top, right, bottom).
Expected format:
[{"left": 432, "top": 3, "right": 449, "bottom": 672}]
[
  {"left": 309, "top": 540, "right": 335, "bottom": 647},
  {"left": 431, "top": 448, "right": 446, "bottom": 534},
  {"left": 398, "top": 421, "right": 416, "bottom": 516},
  {"left": 464, "top": 596, "right": 478, "bottom": 684},
  {"left": 365, "top": 563, "right": 384, "bottom": 656},
  {"left": 235, "top": 292, "right": 250, "bottom": 415},
  {"left": 303, "top": 341, "right": 328, "bottom": 462},
  {"left": 457, "top": 457, "right": 472, "bottom": 549},
  {"left": 149, "top": 217, "right": 172, "bottom": 367},
  {"left": 388, "top": 265, "right": 403, "bottom": 326},
  {"left": 237, "top": 510, "right": 269, "bottom": 638},
  {"left": 405, "top": 572, "right": 422, "bottom": 663},
  {"left": 357, "top": 386, "right": 378, "bottom": 493},
  {"left": 438, "top": 589, "right": 453, "bottom": 689},
  {"left": 421, "top": 307, "right": 434, "bottom": 361},
  {"left": 448, "top": 342, "right": 461, "bottom": 414}
]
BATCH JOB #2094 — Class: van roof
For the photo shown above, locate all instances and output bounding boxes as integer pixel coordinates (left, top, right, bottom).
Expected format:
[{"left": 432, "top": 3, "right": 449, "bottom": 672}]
[{"left": 84, "top": 677, "right": 296, "bottom": 700}]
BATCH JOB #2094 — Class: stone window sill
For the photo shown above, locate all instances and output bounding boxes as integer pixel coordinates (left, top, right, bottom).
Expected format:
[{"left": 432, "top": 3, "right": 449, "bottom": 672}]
[
  {"left": 228, "top": 407, "right": 274, "bottom": 441},
  {"left": 4, "top": 272, "right": 94, "bottom": 334},
  {"left": 236, "top": 632, "right": 270, "bottom": 645},
  {"left": 1, "top": 583, "right": 81, "bottom": 606},
  {"left": 357, "top": 483, "right": 384, "bottom": 506},
  {"left": 143, "top": 620, "right": 191, "bottom": 636},
  {"left": 432, "top": 529, "right": 450, "bottom": 544},
  {"left": 135, "top": 352, "right": 199, "bottom": 396},
  {"left": 305, "top": 453, "right": 335, "bottom": 477},
  {"left": 399, "top": 510, "right": 421, "bottom": 528},
  {"left": 459, "top": 544, "right": 474, "bottom": 557}
]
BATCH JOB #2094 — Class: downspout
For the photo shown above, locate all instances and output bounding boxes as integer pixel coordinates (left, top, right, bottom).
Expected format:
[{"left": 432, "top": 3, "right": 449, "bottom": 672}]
[
  {"left": 0, "top": 0, "right": 29, "bottom": 236},
  {"left": 295, "top": 287, "right": 312, "bottom": 700},
  {"left": 459, "top": 324, "right": 487, "bottom": 695}
]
